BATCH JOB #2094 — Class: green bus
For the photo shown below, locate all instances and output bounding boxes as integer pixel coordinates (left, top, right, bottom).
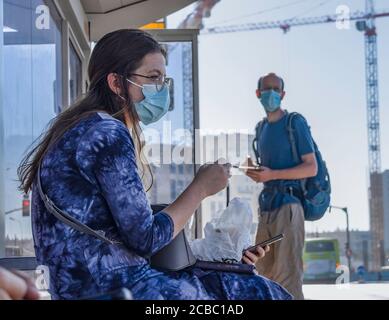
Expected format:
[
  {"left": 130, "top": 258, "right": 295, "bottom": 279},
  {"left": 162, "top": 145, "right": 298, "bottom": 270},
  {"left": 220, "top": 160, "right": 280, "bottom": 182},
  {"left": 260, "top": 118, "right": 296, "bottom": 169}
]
[{"left": 303, "top": 238, "right": 340, "bottom": 283}]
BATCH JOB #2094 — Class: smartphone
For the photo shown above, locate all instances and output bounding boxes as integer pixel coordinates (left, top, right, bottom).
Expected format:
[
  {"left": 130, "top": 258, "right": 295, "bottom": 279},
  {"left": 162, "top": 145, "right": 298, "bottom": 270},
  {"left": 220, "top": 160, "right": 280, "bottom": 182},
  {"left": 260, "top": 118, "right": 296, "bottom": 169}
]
[
  {"left": 232, "top": 165, "right": 262, "bottom": 170},
  {"left": 243, "top": 234, "right": 284, "bottom": 254}
]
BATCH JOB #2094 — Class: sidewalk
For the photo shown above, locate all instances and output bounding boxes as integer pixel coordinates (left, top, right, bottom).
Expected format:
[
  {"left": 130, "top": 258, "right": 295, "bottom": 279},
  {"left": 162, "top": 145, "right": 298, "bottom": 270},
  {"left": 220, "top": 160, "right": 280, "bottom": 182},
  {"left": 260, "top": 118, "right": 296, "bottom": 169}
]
[{"left": 303, "top": 282, "right": 389, "bottom": 300}]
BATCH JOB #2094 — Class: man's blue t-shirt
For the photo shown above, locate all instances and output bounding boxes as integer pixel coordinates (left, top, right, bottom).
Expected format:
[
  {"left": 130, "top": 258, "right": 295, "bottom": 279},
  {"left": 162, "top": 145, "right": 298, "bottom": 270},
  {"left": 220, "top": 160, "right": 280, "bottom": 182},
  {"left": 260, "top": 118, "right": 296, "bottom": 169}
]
[{"left": 257, "top": 110, "right": 315, "bottom": 212}]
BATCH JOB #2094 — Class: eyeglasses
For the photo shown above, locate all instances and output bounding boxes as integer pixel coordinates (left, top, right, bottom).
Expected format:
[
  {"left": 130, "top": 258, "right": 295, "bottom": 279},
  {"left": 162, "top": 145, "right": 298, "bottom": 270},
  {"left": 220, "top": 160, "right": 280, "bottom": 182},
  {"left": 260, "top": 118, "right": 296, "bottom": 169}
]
[{"left": 130, "top": 73, "right": 172, "bottom": 92}]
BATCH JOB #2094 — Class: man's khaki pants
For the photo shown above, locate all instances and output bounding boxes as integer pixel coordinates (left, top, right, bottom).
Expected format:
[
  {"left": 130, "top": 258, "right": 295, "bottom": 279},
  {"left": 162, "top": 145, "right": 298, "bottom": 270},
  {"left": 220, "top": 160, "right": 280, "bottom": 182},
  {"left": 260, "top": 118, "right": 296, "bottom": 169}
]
[{"left": 255, "top": 202, "right": 305, "bottom": 300}]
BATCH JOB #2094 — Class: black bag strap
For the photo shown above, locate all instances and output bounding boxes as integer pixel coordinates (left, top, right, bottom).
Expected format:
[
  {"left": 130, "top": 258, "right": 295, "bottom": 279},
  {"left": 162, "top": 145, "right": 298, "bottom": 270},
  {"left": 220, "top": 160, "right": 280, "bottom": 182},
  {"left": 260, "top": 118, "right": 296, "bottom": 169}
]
[{"left": 36, "top": 161, "right": 121, "bottom": 246}]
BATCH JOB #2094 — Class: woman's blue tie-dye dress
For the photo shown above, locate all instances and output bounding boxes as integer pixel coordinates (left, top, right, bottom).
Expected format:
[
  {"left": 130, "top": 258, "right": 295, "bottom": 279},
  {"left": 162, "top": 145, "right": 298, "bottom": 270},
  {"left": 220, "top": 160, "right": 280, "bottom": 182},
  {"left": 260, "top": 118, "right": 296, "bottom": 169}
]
[{"left": 31, "top": 111, "right": 292, "bottom": 300}]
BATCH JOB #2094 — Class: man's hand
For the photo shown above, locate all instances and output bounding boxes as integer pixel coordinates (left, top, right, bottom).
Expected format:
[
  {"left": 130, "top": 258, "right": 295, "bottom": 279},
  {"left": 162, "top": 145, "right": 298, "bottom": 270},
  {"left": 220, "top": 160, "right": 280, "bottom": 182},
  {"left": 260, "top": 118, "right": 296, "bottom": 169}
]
[
  {"left": 242, "top": 245, "right": 270, "bottom": 265},
  {"left": 243, "top": 152, "right": 318, "bottom": 183},
  {"left": 241, "top": 156, "right": 274, "bottom": 183},
  {"left": 0, "top": 267, "right": 40, "bottom": 300},
  {"left": 242, "top": 156, "right": 258, "bottom": 169},
  {"left": 246, "top": 166, "right": 274, "bottom": 183}
]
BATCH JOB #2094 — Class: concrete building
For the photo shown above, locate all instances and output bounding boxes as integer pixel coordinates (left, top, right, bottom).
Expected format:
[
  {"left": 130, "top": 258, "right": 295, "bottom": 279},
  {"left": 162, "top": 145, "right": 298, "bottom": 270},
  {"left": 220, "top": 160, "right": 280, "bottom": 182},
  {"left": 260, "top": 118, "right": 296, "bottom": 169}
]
[
  {"left": 369, "top": 172, "right": 387, "bottom": 270},
  {"left": 382, "top": 170, "right": 389, "bottom": 265}
]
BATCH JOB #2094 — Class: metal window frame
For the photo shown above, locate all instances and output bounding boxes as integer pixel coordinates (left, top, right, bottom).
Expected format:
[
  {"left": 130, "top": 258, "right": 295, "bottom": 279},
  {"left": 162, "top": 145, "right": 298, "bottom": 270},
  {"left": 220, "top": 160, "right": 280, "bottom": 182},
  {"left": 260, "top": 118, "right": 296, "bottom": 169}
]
[
  {"left": 54, "top": 0, "right": 89, "bottom": 108},
  {"left": 0, "top": 0, "right": 5, "bottom": 258},
  {"left": 68, "top": 28, "right": 86, "bottom": 102},
  {"left": 0, "top": 257, "right": 38, "bottom": 271}
]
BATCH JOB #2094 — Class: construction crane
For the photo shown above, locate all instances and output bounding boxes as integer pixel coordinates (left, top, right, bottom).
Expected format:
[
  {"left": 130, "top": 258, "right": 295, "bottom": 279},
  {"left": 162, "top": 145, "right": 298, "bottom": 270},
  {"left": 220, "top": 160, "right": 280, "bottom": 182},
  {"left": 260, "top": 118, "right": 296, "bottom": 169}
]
[
  {"left": 201, "top": 1, "right": 389, "bottom": 176},
  {"left": 356, "top": 0, "right": 386, "bottom": 271},
  {"left": 199, "top": 0, "right": 389, "bottom": 270},
  {"left": 179, "top": 0, "right": 221, "bottom": 30},
  {"left": 354, "top": 0, "right": 381, "bottom": 172},
  {"left": 203, "top": 7, "right": 389, "bottom": 35}
]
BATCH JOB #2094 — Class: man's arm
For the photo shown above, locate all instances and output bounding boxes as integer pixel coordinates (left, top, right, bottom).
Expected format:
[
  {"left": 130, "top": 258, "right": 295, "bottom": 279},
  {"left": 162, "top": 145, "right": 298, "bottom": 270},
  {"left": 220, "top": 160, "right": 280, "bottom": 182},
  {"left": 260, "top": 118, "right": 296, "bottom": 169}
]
[
  {"left": 272, "top": 152, "right": 318, "bottom": 180},
  {"left": 246, "top": 153, "right": 317, "bottom": 183}
]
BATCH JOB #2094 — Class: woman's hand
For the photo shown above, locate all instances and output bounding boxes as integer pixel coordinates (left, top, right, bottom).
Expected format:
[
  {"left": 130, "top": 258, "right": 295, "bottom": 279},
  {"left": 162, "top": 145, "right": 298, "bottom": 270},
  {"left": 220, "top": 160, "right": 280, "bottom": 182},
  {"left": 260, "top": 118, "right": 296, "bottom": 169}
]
[
  {"left": 164, "top": 159, "right": 231, "bottom": 238},
  {"left": 242, "top": 245, "right": 270, "bottom": 265},
  {"left": 0, "top": 267, "right": 40, "bottom": 300},
  {"left": 193, "top": 159, "right": 231, "bottom": 198}
]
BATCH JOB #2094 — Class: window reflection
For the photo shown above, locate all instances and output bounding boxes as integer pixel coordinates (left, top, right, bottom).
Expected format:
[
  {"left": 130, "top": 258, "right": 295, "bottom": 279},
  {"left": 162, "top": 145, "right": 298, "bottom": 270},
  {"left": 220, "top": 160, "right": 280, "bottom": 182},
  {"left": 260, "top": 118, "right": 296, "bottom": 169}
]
[
  {"left": 69, "top": 41, "right": 82, "bottom": 104},
  {"left": 145, "top": 42, "right": 196, "bottom": 240}
]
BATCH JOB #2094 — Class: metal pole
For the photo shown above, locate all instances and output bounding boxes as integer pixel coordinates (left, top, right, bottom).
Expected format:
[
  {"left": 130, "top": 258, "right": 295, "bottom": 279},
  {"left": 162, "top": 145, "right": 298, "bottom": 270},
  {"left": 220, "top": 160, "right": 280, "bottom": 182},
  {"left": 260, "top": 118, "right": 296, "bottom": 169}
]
[
  {"left": 344, "top": 207, "right": 352, "bottom": 273},
  {"left": 5, "top": 208, "right": 23, "bottom": 215},
  {"left": 226, "top": 184, "right": 230, "bottom": 207},
  {"left": 330, "top": 205, "right": 352, "bottom": 273}
]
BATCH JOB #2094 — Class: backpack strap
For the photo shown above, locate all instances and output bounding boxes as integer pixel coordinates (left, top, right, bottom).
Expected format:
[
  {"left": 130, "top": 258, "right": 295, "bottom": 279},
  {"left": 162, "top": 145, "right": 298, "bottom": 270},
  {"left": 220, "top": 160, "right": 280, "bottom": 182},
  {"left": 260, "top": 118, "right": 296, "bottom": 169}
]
[
  {"left": 285, "top": 111, "right": 308, "bottom": 196},
  {"left": 252, "top": 118, "right": 266, "bottom": 165},
  {"left": 286, "top": 111, "right": 300, "bottom": 165}
]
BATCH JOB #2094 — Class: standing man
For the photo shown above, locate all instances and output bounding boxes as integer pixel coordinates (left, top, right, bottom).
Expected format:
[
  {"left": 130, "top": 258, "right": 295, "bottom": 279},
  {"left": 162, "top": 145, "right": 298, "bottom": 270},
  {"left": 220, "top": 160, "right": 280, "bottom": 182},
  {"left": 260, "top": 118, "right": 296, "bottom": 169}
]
[{"left": 244, "top": 73, "right": 318, "bottom": 299}]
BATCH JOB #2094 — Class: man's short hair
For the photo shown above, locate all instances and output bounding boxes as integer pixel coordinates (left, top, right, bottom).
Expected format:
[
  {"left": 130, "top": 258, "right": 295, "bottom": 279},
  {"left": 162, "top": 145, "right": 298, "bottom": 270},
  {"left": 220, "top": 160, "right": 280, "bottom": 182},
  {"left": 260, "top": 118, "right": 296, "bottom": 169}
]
[{"left": 257, "top": 73, "right": 285, "bottom": 91}]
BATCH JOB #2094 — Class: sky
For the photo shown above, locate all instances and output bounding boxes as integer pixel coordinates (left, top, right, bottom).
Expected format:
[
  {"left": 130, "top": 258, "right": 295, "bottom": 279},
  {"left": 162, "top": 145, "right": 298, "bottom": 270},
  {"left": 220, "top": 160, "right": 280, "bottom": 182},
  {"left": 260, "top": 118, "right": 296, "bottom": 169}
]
[{"left": 167, "top": 0, "right": 389, "bottom": 233}]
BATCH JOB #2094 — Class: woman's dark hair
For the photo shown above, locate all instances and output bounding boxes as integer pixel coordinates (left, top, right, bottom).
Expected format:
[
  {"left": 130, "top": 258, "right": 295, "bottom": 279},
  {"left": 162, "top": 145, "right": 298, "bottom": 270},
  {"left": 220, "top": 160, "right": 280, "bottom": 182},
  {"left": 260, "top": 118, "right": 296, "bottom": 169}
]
[{"left": 18, "top": 29, "right": 165, "bottom": 194}]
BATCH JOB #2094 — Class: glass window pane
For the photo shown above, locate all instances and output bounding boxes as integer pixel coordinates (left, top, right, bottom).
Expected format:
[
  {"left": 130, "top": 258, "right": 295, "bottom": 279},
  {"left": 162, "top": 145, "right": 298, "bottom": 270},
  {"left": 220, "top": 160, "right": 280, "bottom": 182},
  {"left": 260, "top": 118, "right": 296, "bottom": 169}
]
[
  {"left": 1, "top": 0, "right": 62, "bottom": 258},
  {"left": 199, "top": 132, "right": 261, "bottom": 242},
  {"left": 145, "top": 41, "right": 196, "bottom": 240}
]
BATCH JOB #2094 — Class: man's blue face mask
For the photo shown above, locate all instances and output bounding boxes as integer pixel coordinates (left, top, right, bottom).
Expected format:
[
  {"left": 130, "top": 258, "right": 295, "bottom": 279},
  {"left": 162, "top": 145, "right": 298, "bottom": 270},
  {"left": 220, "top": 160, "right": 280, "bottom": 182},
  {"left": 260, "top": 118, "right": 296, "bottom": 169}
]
[
  {"left": 126, "top": 78, "right": 170, "bottom": 125},
  {"left": 259, "top": 89, "right": 282, "bottom": 113}
]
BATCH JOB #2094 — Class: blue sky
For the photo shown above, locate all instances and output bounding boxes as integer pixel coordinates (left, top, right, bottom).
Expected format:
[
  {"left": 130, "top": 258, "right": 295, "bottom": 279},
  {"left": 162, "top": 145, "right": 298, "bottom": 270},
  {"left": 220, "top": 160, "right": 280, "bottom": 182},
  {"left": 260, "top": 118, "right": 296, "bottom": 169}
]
[{"left": 168, "top": 0, "right": 389, "bottom": 232}]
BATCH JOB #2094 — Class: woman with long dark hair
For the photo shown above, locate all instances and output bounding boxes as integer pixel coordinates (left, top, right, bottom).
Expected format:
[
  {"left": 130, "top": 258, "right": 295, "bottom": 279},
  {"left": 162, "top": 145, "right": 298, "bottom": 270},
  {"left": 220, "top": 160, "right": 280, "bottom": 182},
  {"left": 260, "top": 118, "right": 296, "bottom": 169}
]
[{"left": 18, "top": 29, "right": 292, "bottom": 300}]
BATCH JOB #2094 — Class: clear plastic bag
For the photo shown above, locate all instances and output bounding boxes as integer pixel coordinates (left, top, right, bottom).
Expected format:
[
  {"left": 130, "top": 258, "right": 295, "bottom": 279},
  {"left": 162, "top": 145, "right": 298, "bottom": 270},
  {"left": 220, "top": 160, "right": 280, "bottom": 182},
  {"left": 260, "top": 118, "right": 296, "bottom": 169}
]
[{"left": 190, "top": 197, "right": 253, "bottom": 262}]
